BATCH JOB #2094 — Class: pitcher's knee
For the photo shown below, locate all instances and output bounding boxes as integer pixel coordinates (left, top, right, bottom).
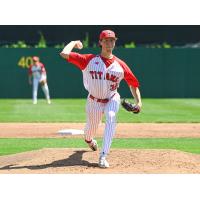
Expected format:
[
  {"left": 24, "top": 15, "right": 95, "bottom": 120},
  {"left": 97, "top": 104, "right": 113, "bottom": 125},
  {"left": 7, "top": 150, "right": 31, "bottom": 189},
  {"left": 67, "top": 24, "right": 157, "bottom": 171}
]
[{"left": 106, "top": 111, "right": 116, "bottom": 123}]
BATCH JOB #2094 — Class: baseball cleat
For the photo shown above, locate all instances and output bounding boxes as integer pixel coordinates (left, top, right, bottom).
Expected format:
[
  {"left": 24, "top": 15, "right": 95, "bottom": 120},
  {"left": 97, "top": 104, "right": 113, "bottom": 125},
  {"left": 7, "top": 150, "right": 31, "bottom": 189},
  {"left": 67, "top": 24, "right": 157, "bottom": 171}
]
[
  {"left": 47, "top": 99, "right": 51, "bottom": 104},
  {"left": 85, "top": 139, "right": 98, "bottom": 151},
  {"left": 99, "top": 156, "right": 109, "bottom": 168}
]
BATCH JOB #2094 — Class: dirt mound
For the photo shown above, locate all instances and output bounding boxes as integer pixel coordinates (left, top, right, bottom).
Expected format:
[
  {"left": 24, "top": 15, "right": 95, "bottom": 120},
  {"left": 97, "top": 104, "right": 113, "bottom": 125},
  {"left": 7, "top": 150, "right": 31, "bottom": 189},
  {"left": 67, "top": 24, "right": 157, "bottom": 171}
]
[
  {"left": 1, "top": 148, "right": 200, "bottom": 174},
  {"left": 1, "top": 123, "right": 200, "bottom": 174}
]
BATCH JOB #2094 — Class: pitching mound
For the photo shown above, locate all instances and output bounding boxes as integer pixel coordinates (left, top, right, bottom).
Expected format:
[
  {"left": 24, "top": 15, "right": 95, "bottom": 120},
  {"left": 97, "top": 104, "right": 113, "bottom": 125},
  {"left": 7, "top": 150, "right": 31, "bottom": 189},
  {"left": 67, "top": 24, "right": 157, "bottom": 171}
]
[{"left": 1, "top": 148, "right": 200, "bottom": 174}]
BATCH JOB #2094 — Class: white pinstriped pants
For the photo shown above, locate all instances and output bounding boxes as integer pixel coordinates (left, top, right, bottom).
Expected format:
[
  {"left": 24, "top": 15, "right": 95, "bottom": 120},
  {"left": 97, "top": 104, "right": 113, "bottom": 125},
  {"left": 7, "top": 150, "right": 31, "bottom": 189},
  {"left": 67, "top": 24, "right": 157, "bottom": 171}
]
[{"left": 84, "top": 93, "right": 120, "bottom": 157}]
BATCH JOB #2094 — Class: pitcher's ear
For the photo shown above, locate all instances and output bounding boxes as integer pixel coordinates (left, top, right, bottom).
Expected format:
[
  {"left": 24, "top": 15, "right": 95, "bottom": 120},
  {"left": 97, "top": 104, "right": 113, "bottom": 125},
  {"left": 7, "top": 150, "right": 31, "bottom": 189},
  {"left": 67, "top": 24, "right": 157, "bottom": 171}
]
[{"left": 99, "top": 40, "right": 102, "bottom": 47}]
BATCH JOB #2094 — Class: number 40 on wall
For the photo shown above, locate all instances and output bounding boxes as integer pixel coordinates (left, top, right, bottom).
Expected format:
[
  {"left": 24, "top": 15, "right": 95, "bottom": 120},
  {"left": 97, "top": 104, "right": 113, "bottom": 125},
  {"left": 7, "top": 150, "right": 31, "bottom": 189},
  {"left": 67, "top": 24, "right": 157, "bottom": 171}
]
[{"left": 18, "top": 56, "right": 33, "bottom": 68}]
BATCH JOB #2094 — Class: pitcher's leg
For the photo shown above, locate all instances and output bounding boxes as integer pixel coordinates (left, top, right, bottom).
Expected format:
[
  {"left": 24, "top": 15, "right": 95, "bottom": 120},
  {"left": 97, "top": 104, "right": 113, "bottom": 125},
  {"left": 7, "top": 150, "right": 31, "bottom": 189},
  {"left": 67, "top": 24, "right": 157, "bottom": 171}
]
[
  {"left": 84, "top": 99, "right": 103, "bottom": 142},
  {"left": 100, "top": 94, "right": 120, "bottom": 157}
]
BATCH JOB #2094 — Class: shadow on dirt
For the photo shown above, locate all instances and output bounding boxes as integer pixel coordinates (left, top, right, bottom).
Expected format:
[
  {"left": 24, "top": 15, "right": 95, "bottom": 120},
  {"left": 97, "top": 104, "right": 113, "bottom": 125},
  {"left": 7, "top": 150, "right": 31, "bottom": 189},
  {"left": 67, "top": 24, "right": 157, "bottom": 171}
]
[{"left": 0, "top": 150, "right": 99, "bottom": 170}]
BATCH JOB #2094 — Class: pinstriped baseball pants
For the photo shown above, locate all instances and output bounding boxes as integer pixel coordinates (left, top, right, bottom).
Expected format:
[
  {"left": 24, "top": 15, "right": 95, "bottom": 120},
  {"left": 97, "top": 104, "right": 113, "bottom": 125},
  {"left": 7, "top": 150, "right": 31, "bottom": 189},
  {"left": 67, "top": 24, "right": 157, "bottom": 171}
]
[{"left": 84, "top": 93, "right": 120, "bottom": 157}]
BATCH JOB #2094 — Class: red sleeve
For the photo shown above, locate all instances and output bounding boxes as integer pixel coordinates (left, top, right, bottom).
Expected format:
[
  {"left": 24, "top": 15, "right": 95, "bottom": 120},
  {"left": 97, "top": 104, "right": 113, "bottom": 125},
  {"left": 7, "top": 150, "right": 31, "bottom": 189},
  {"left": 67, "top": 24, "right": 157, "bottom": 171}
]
[
  {"left": 40, "top": 63, "right": 46, "bottom": 73},
  {"left": 115, "top": 57, "right": 140, "bottom": 87},
  {"left": 67, "top": 52, "right": 95, "bottom": 70}
]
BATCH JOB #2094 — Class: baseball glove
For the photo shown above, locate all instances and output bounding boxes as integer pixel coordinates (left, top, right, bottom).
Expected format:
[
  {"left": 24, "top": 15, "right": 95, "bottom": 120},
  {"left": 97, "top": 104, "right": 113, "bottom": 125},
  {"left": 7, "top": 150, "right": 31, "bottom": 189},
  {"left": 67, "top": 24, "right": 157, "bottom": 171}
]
[{"left": 121, "top": 99, "right": 140, "bottom": 114}]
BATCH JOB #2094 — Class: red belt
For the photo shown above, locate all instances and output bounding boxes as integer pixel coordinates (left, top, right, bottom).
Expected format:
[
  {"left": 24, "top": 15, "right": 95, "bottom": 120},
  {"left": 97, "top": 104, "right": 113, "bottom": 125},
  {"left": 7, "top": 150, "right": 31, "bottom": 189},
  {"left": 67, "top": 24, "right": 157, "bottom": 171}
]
[{"left": 89, "top": 95, "right": 109, "bottom": 103}]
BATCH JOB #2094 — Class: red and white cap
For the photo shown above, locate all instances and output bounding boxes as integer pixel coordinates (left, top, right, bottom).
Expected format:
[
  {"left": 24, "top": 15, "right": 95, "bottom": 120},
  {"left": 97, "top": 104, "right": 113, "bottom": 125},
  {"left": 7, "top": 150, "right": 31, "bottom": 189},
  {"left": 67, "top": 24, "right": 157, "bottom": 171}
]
[
  {"left": 99, "top": 30, "right": 117, "bottom": 40},
  {"left": 32, "top": 56, "right": 40, "bottom": 62}
]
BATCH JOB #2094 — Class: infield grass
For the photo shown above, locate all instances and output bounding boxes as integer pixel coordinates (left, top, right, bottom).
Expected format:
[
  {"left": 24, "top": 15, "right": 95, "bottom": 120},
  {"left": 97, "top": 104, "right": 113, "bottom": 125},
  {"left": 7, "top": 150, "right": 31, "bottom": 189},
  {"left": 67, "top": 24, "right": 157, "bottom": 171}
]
[
  {"left": 1, "top": 138, "right": 200, "bottom": 156},
  {"left": 0, "top": 98, "right": 200, "bottom": 122}
]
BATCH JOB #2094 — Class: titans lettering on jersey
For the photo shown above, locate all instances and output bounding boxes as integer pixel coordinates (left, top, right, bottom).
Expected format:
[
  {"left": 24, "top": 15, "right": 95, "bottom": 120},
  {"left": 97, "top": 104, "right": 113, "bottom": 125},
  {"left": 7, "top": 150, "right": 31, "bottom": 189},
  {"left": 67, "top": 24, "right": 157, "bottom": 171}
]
[
  {"left": 89, "top": 71, "right": 119, "bottom": 91},
  {"left": 67, "top": 53, "right": 139, "bottom": 99},
  {"left": 89, "top": 71, "right": 119, "bottom": 82}
]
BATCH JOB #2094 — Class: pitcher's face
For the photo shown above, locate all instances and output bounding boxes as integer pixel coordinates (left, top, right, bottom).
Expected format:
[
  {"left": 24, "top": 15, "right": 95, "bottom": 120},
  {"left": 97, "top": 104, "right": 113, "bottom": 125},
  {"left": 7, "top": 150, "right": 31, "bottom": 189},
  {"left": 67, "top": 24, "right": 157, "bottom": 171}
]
[{"left": 100, "top": 38, "right": 116, "bottom": 52}]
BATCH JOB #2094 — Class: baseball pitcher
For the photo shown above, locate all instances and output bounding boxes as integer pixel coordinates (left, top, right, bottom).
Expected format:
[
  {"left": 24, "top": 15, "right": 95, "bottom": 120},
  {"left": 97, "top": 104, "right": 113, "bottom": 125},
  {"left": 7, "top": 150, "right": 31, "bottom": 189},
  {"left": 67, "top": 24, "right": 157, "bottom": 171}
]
[{"left": 60, "top": 30, "right": 142, "bottom": 168}]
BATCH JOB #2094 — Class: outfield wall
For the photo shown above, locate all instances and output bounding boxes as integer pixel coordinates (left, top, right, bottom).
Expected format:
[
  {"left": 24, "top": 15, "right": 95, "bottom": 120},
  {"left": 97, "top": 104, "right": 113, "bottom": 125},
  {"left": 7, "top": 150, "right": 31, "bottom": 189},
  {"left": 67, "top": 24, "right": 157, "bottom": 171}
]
[{"left": 0, "top": 48, "right": 199, "bottom": 98}]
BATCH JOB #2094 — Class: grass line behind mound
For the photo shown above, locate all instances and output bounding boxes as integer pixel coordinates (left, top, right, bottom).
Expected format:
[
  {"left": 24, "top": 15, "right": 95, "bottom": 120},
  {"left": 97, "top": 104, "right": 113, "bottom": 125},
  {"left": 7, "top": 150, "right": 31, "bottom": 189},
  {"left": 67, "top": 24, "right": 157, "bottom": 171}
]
[
  {"left": 1, "top": 138, "right": 200, "bottom": 156},
  {"left": 0, "top": 99, "right": 200, "bottom": 122}
]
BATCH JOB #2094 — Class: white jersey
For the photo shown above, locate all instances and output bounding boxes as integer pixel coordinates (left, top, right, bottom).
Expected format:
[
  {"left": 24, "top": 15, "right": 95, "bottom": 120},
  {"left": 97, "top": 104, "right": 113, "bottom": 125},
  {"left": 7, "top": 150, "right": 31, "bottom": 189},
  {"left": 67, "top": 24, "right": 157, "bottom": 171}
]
[
  {"left": 67, "top": 52, "right": 139, "bottom": 99},
  {"left": 29, "top": 62, "right": 46, "bottom": 80},
  {"left": 66, "top": 51, "right": 140, "bottom": 159},
  {"left": 82, "top": 56, "right": 124, "bottom": 99}
]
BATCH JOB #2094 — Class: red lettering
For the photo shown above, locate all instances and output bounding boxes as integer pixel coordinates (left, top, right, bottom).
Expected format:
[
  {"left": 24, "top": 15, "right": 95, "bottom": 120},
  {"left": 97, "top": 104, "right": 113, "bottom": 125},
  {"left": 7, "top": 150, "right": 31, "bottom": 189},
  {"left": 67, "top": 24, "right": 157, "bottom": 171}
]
[
  {"left": 110, "top": 74, "right": 118, "bottom": 82},
  {"left": 94, "top": 71, "right": 98, "bottom": 79},
  {"left": 106, "top": 73, "right": 118, "bottom": 82},
  {"left": 115, "top": 77, "right": 119, "bottom": 82},
  {"left": 89, "top": 71, "right": 95, "bottom": 79},
  {"left": 110, "top": 83, "right": 118, "bottom": 91},
  {"left": 90, "top": 71, "right": 118, "bottom": 82},
  {"left": 97, "top": 71, "right": 103, "bottom": 80},
  {"left": 106, "top": 73, "right": 110, "bottom": 80}
]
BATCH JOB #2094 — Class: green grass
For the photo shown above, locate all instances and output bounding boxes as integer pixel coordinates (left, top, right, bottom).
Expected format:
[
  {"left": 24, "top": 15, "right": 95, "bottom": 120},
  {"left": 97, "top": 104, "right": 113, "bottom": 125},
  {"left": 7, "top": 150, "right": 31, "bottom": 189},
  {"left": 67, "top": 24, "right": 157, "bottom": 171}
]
[
  {"left": 1, "top": 138, "right": 200, "bottom": 156},
  {"left": 0, "top": 98, "right": 200, "bottom": 122},
  {"left": 1, "top": 99, "right": 199, "bottom": 157}
]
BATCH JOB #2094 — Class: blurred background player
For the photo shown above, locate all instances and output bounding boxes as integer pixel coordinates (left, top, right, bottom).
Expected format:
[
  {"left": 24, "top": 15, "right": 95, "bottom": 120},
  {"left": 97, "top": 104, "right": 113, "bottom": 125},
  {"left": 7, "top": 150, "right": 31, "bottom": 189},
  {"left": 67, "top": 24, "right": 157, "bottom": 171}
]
[{"left": 28, "top": 56, "right": 51, "bottom": 104}]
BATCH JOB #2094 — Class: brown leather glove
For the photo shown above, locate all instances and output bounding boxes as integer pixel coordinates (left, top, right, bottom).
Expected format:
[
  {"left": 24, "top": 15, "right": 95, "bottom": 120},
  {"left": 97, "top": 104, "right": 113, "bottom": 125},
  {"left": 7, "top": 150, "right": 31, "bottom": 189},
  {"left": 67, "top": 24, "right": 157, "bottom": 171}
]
[{"left": 121, "top": 99, "right": 140, "bottom": 114}]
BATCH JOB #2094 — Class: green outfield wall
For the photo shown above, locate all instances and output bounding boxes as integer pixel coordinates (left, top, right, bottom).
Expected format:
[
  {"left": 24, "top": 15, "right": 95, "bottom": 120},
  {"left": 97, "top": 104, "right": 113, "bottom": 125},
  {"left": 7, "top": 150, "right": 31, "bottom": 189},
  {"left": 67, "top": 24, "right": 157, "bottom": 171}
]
[{"left": 0, "top": 48, "right": 199, "bottom": 98}]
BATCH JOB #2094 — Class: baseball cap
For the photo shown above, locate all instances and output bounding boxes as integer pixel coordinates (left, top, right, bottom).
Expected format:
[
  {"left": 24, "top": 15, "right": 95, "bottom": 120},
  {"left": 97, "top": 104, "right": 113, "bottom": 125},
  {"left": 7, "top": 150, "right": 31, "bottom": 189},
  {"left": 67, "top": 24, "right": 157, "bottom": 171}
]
[
  {"left": 99, "top": 30, "right": 117, "bottom": 40},
  {"left": 32, "top": 56, "right": 39, "bottom": 62}
]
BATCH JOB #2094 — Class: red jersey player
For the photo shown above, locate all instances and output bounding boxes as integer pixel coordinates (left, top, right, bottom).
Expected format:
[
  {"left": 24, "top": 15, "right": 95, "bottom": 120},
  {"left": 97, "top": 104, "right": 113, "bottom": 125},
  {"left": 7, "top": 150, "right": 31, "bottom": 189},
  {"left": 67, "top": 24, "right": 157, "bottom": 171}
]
[
  {"left": 60, "top": 30, "right": 142, "bottom": 168},
  {"left": 28, "top": 56, "right": 51, "bottom": 104}
]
